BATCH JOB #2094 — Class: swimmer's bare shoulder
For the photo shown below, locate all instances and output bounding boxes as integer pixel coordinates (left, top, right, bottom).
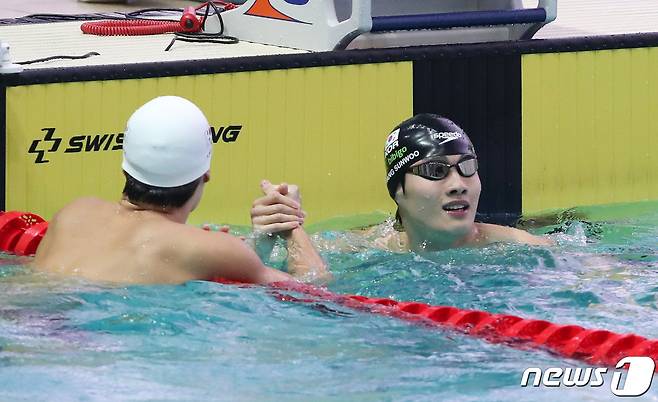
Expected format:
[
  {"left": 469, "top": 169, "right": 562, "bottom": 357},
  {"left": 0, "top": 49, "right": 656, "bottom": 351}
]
[
  {"left": 474, "top": 223, "right": 552, "bottom": 246},
  {"left": 44, "top": 197, "right": 115, "bottom": 234},
  {"left": 378, "top": 231, "right": 409, "bottom": 252},
  {"left": 55, "top": 196, "right": 108, "bottom": 217},
  {"left": 360, "top": 224, "right": 408, "bottom": 253}
]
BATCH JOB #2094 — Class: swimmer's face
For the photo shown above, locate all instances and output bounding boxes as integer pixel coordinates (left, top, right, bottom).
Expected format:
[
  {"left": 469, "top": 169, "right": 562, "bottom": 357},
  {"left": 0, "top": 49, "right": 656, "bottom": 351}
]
[{"left": 396, "top": 154, "right": 481, "bottom": 236}]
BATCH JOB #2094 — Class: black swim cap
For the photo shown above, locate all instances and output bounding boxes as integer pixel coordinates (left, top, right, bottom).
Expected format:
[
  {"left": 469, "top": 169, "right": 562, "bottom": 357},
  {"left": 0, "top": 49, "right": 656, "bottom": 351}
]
[{"left": 384, "top": 114, "right": 476, "bottom": 199}]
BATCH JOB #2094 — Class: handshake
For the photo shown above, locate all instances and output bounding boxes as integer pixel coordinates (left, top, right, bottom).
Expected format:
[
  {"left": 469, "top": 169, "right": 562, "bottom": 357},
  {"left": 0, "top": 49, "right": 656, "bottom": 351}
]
[
  {"left": 247, "top": 179, "right": 329, "bottom": 282},
  {"left": 250, "top": 179, "right": 307, "bottom": 236}
]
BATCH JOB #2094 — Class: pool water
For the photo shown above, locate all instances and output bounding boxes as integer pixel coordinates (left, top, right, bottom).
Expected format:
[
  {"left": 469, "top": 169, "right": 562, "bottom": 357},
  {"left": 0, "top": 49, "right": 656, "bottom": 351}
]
[{"left": 1, "top": 201, "right": 657, "bottom": 401}]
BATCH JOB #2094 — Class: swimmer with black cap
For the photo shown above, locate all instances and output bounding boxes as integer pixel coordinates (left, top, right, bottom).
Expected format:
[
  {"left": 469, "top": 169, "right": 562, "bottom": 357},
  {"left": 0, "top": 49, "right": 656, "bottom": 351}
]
[
  {"left": 32, "top": 96, "right": 328, "bottom": 284},
  {"left": 249, "top": 113, "right": 549, "bottom": 253},
  {"left": 381, "top": 113, "right": 550, "bottom": 252}
]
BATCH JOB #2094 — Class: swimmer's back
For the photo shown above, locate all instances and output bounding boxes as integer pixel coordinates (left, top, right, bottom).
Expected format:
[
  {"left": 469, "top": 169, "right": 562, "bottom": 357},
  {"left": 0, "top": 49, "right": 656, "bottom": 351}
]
[
  {"left": 33, "top": 198, "right": 200, "bottom": 283},
  {"left": 33, "top": 197, "right": 219, "bottom": 284}
]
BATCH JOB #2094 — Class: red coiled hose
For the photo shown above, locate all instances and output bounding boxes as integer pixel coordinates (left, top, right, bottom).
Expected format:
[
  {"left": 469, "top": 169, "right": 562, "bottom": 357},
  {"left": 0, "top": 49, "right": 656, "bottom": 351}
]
[
  {"left": 81, "top": 19, "right": 189, "bottom": 36},
  {"left": 80, "top": 2, "right": 239, "bottom": 37},
  {"left": 81, "top": 5, "right": 209, "bottom": 36},
  {"left": 1, "top": 210, "right": 655, "bottom": 369}
]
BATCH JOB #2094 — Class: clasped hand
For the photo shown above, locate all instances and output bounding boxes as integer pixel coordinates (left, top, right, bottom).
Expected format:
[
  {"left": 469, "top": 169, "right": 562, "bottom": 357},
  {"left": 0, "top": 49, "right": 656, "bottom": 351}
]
[{"left": 251, "top": 180, "right": 306, "bottom": 235}]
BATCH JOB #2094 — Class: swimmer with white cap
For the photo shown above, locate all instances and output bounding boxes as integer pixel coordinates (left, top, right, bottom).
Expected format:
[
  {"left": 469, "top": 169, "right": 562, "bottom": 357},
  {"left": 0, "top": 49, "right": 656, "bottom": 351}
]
[
  {"left": 251, "top": 114, "right": 550, "bottom": 253},
  {"left": 32, "top": 96, "right": 329, "bottom": 284}
]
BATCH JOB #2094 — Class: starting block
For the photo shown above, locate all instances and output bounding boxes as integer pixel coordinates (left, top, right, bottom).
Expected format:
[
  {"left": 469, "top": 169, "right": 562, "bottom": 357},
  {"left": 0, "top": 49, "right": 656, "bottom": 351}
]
[{"left": 213, "top": 0, "right": 558, "bottom": 51}]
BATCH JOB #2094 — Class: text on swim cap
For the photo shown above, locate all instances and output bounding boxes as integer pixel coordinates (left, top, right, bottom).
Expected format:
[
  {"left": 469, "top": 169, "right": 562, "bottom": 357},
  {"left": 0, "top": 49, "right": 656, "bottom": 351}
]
[
  {"left": 393, "top": 150, "right": 420, "bottom": 172},
  {"left": 385, "top": 140, "right": 399, "bottom": 156},
  {"left": 387, "top": 150, "right": 420, "bottom": 183},
  {"left": 431, "top": 131, "right": 462, "bottom": 145},
  {"left": 386, "top": 146, "right": 407, "bottom": 164}
]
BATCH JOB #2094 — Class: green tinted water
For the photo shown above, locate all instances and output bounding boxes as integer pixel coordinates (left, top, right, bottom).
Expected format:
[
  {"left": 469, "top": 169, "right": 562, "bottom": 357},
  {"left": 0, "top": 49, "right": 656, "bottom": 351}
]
[{"left": 1, "top": 201, "right": 656, "bottom": 401}]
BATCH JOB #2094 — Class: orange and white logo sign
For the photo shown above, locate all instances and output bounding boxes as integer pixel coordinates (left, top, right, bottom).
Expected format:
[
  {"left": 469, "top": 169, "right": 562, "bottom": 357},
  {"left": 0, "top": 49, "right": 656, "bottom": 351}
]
[{"left": 244, "top": 0, "right": 311, "bottom": 24}]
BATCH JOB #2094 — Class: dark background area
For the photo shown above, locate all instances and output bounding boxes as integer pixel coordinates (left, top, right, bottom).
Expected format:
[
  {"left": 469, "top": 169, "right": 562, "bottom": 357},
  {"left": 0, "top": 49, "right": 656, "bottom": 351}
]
[{"left": 413, "top": 54, "right": 523, "bottom": 224}]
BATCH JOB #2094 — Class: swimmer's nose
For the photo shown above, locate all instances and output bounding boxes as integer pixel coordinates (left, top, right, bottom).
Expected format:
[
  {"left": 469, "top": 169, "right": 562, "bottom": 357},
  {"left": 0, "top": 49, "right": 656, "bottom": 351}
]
[{"left": 444, "top": 169, "right": 468, "bottom": 196}]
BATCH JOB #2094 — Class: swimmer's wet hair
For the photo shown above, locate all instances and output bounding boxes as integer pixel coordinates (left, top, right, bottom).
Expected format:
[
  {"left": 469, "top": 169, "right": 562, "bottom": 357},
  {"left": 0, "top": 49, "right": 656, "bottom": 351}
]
[
  {"left": 122, "top": 171, "right": 202, "bottom": 209},
  {"left": 395, "top": 209, "right": 403, "bottom": 228}
]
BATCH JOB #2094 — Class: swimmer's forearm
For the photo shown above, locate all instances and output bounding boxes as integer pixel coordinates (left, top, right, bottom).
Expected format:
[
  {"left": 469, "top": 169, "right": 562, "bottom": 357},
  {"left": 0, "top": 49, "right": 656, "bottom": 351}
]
[
  {"left": 285, "top": 227, "right": 332, "bottom": 283},
  {"left": 253, "top": 232, "right": 277, "bottom": 263}
]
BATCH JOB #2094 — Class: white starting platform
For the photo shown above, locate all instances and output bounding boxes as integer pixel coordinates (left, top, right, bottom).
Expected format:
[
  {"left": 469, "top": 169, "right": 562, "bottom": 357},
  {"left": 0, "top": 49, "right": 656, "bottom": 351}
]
[
  {"left": 216, "top": 0, "right": 557, "bottom": 51},
  {"left": 0, "top": 0, "right": 559, "bottom": 71}
]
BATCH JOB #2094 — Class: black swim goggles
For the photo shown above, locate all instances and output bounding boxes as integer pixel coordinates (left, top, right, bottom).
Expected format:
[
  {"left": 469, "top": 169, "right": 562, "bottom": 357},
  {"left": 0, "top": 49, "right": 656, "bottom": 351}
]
[{"left": 408, "top": 155, "right": 478, "bottom": 181}]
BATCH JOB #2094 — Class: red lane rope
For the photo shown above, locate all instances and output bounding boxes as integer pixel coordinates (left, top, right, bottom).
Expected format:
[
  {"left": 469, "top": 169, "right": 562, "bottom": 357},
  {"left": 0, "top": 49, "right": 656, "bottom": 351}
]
[
  {"left": 2, "top": 210, "right": 655, "bottom": 369},
  {"left": 266, "top": 283, "right": 658, "bottom": 371},
  {"left": 0, "top": 211, "right": 47, "bottom": 255}
]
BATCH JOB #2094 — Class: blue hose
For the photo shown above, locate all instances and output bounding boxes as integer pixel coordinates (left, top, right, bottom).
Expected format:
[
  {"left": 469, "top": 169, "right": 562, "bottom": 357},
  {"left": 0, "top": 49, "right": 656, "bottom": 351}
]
[{"left": 371, "top": 8, "right": 547, "bottom": 32}]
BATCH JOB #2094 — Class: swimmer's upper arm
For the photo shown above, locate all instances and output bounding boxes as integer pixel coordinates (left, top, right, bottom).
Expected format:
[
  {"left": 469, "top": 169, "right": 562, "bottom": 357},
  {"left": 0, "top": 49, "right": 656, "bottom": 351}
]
[
  {"left": 479, "top": 223, "right": 552, "bottom": 246},
  {"left": 353, "top": 224, "right": 406, "bottom": 253},
  {"left": 198, "top": 232, "right": 294, "bottom": 284},
  {"left": 509, "top": 227, "right": 553, "bottom": 246},
  {"left": 33, "top": 200, "right": 81, "bottom": 256}
]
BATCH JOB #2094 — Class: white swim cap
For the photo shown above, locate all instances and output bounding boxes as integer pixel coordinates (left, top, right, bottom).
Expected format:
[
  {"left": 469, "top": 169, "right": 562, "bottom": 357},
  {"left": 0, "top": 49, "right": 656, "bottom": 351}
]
[{"left": 122, "top": 96, "right": 212, "bottom": 188}]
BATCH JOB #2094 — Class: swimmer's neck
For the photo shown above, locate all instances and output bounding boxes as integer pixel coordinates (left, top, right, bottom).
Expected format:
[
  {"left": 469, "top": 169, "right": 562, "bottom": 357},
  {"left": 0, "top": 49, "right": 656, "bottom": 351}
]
[
  {"left": 403, "top": 222, "right": 479, "bottom": 252},
  {"left": 118, "top": 198, "right": 190, "bottom": 224}
]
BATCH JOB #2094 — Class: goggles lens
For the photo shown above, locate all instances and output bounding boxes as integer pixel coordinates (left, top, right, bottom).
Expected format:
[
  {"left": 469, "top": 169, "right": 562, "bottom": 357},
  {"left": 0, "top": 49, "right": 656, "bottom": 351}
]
[{"left": 410, "top": 156, "right": 478, "bottom": 181}]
